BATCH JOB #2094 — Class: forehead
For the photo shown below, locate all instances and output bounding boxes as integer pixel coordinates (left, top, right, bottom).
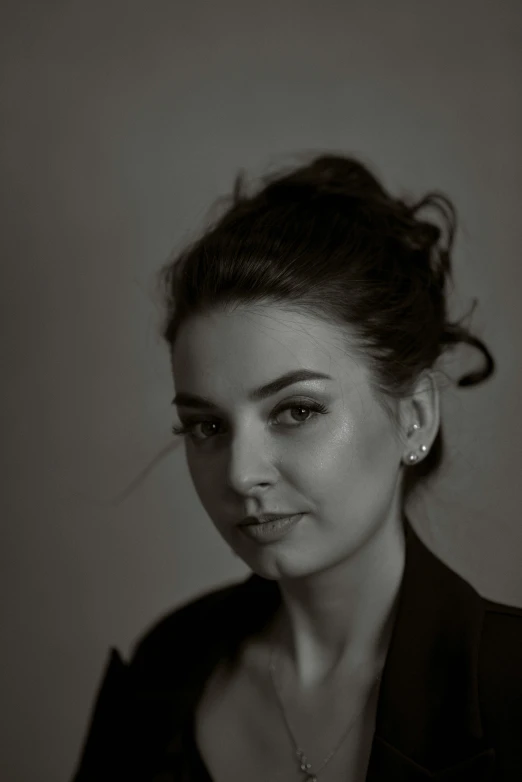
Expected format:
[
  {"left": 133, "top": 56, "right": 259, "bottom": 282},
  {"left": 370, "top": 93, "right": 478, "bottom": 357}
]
[{"left": 171, "top": 304, "right": 371, "bottom": 394}]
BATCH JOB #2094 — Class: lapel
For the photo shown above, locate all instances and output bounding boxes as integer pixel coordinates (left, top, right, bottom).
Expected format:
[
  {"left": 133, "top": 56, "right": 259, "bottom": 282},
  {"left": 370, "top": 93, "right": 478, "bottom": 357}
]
[{"left": 364, "top": 517, "right": 496, "bottom": 780}]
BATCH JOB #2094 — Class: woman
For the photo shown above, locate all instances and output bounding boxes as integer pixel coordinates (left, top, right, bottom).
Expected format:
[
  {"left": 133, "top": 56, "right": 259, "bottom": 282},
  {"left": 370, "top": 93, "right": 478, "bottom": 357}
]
[{"left": 71, "top": 154, "right": 522, "bottom": 781}]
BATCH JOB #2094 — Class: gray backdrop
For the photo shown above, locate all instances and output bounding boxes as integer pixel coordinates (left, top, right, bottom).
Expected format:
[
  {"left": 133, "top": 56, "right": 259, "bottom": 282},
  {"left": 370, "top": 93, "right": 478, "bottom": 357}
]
[{"left": 1, "top": 1, "right": 521, "bottom": 780}]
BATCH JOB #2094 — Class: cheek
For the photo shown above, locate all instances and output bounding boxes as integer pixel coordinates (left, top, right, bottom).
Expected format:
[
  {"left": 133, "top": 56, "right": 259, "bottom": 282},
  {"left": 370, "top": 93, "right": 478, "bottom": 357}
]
[
  {"left": 301, "top": 416, "right": 398, "bottom": 498},
  {"left": 282, "top": 424, "right": 357, "bottom": 500},
  {"left": 352, "top": 419, "right": 397, "bottom": 472}
]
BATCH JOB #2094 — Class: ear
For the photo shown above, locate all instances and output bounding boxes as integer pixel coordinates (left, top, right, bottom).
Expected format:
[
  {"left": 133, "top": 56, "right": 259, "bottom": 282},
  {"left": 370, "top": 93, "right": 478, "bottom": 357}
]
[{"left": 398, "top": 370, "right": 440, "bottom": 461}]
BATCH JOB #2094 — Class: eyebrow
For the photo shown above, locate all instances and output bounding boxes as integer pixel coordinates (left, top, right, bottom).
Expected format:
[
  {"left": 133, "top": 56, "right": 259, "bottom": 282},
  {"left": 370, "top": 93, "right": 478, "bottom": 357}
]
[{"left": 172, "top": 369, "right": 333, "bottom": 409}]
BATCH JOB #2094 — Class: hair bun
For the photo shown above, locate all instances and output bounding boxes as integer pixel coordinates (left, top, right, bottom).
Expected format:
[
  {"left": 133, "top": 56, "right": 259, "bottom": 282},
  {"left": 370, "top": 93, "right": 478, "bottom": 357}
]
[{"left": 261, "top": 155, "right": 389, "bottom": 203}]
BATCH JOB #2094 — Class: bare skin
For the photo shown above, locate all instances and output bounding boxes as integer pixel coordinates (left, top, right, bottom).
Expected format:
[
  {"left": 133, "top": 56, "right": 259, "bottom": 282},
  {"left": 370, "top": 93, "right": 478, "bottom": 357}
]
[
  {"left": 194, "top": 627, "right": 384, "bottom": 781},
  {"left": 171, "top": 302, "right": 440, "bottom": 779}
]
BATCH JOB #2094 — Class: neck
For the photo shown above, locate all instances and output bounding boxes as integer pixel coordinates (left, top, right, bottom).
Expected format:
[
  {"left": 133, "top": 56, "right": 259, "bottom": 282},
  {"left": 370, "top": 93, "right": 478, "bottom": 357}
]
[{"left": 271, "top": 512, "right": 407, "bottom": 690}]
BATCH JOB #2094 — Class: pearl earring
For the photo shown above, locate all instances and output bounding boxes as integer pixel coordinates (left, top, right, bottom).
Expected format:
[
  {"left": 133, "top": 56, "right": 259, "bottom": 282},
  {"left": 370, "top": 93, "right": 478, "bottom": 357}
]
[
  {"left": 406, "top": 444, "right": 429, "bottom": 464},
  {"left": 404, "top": 422, "right": 429, "bottom": 464}
]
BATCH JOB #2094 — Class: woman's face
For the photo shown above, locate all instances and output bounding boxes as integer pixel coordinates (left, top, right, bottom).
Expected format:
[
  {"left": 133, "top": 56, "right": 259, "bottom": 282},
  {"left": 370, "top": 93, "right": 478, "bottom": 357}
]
[{"left": 171, "top": 304, "right": 406, "bottom": 579}]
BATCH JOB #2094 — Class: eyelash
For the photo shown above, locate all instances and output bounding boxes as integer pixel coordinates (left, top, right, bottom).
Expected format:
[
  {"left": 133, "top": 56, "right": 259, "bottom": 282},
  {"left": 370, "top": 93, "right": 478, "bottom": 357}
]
[{"left": 171, "top": 399, "right": 329, "bottom": 442}]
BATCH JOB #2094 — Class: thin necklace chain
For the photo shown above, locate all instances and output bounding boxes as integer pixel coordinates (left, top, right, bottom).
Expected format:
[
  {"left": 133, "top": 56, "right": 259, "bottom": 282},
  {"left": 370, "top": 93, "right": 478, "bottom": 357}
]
[{"left": 268, "top": 642, "right": 382, "bottom": 782}]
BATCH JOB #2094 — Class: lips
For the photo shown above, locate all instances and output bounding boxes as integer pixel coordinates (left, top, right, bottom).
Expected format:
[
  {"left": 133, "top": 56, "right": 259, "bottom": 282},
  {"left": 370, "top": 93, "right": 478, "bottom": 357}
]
[{"left": 240, "top": 513, "right": 301, "bottom": 526}]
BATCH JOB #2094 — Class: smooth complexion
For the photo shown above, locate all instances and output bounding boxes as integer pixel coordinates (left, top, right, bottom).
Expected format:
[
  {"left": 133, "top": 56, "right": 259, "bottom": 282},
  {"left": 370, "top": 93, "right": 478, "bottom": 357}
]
[{"left": 171, "top": 303, "right": 440, "bottom": 690}]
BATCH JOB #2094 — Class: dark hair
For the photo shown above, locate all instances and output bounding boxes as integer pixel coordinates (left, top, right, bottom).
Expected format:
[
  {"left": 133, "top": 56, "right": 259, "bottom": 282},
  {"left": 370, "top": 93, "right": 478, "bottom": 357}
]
[
  {"left": 102, "top": 152, "right": 494, "bottom": 515},
  {"left": 156, "top": 154, "right": 495, "bottom": 508}
]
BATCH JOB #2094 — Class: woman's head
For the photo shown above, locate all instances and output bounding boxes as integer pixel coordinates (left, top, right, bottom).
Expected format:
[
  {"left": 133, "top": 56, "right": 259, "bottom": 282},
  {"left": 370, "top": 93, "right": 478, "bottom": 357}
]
[{"left": 159, "top": 154, "right": 494, "bottom": 575}]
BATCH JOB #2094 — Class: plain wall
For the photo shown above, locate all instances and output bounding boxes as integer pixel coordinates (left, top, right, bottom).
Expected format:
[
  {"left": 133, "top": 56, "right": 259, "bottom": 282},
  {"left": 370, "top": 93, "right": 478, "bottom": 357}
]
[{"left": 1, "top": 1, "right": 521, "bottom": 779}]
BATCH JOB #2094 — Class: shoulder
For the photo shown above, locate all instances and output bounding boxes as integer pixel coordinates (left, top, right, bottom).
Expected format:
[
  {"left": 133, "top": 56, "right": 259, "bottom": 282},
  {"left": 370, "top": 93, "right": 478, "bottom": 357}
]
[
  {"left": 70, "top": 583, "right": 249, "bottom": 781},
  {"left": 126, "top": 572, "right": 280, "bottom": 698},
  {"left": 128, "top": 577, "right": 247, "bottom": 679},
  {"left": 481, "top": 596, "right": 522, "bottom": 618},
  {"left": 479, "top": 595, "right": 522, "bottom": 682},
  {"left": 480, "top": 595, "right": 522, "bottom": 657},
  {"left": 478, "top": 595, "right": 522, "bottom": 769}
]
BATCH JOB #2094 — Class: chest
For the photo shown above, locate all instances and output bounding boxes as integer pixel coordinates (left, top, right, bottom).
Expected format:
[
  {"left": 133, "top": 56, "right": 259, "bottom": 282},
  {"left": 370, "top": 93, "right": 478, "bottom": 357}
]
[{"left": 193, "top": 653, "right": 380, "bottom": 782}]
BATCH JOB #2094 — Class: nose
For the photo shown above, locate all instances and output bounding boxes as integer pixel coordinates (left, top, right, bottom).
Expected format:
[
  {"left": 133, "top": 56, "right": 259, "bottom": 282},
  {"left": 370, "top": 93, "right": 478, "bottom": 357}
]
[{"left": 226, "top": 427, "right": 277, "bottom": 495}]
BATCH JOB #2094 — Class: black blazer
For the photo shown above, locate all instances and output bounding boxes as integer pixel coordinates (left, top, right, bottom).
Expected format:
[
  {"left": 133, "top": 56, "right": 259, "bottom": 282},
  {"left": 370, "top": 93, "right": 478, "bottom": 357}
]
[{"left": 71, "top": 519, "right": 522, "bottom": 781}]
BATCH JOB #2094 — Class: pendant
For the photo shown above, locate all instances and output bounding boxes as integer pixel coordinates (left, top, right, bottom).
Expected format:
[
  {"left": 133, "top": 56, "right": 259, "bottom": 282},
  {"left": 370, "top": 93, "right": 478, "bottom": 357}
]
[{"left": 297, "top": 748, "right": 317, "bottom": 780}]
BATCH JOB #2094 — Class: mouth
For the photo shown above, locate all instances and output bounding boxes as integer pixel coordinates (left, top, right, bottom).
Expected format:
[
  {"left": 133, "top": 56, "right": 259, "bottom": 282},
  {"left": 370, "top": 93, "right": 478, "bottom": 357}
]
[
  {"left": 239, "top": 513, "right": 305, "bottom": 542},
  {"left": 240, "top": 512, "right": 303, "bottom": 526}
]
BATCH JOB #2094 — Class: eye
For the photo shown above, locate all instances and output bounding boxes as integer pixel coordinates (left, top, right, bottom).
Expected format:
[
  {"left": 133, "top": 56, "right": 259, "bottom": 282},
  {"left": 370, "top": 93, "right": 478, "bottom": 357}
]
[
  {"left": 171, "top": 399, "right": 329, "bottom": 442},
  {"left": 276, "top": 402, "right": 327, "bottom": 425},
  {"left": 171, "top": 419, "right": 220, "bottom": 439}
]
